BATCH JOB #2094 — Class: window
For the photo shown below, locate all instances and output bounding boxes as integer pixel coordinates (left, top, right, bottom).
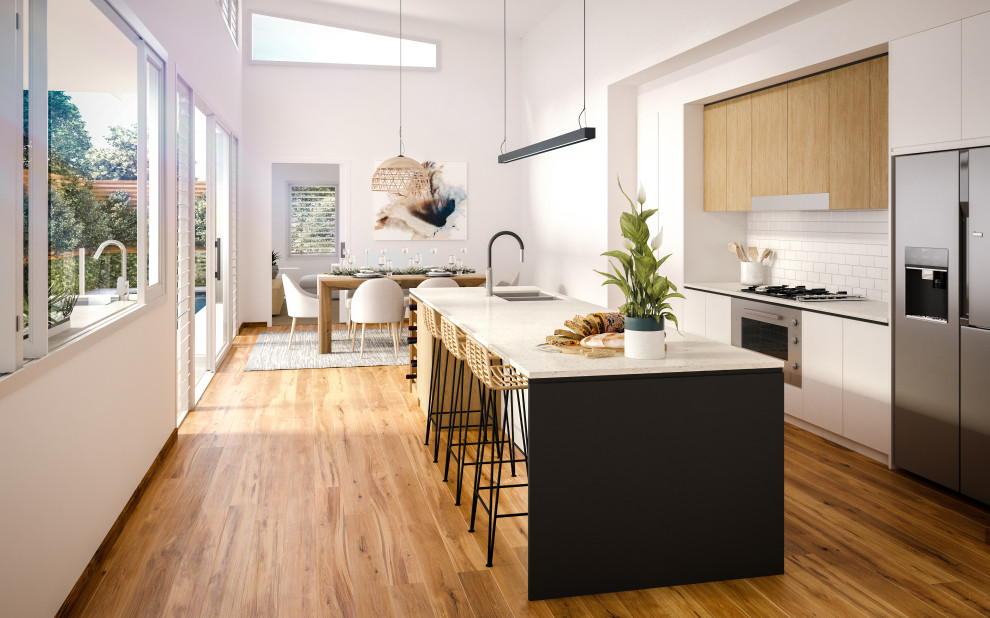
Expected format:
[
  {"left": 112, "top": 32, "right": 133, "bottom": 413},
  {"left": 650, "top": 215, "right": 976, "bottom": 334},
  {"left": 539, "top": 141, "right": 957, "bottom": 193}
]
[
  {"left": 9, "top": 0, "right": 167, "bottom": 365},
  {"left": 251, "top": 14, "right": 437, "bottom": 68},
  {"left": 289, "top": 184, "right": 337, "bottom": 256},
  {"left": 216, "top": 0, "right": 239, "bottom": 45}
]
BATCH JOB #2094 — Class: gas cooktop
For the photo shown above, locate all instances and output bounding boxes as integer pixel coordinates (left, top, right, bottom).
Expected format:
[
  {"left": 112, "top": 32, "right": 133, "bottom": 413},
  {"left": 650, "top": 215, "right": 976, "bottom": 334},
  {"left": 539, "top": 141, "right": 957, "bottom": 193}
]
[{"left": 741, "top": 285, "right": 866, "bottom": 302}]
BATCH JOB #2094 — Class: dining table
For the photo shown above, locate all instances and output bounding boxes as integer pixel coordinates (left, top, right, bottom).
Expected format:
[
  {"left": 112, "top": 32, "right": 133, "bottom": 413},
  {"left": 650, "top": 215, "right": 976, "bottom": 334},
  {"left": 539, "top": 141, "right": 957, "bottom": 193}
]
[{"left": 316, "top": 273, "right": 486, "bottom": 354}]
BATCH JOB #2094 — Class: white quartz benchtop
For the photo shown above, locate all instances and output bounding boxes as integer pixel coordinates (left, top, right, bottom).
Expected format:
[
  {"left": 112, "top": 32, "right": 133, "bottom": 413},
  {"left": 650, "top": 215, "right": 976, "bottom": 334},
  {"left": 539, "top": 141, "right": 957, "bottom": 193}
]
[
  {"left": 685, "top": 282, "right": 890, "bottom": 325},
  {"left": 410, "top": 286, "right": 783, "bottom": 380}
]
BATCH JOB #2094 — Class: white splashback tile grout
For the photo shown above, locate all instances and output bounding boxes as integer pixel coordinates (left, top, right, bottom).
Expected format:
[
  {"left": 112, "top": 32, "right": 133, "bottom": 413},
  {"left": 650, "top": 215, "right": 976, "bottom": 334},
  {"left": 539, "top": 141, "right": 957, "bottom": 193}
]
[{"left": 745, "top": 209, "right": 890, "bottom": 302}]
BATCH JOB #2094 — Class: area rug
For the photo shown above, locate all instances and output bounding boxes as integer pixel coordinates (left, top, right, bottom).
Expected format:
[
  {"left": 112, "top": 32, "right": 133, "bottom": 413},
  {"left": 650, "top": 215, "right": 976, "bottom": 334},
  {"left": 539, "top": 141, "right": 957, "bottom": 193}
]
[{"left": 243, "top": 328, "right": 408, "bottom": 371}]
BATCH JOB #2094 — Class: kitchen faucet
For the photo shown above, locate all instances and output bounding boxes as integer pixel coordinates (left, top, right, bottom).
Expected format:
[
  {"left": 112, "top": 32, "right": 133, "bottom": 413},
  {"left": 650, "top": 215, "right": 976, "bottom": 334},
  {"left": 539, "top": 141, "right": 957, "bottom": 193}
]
[
  {"left": 486, "top": 231, "right": 525, "bottom": 296},
  {"left": 93, "top": 239, "right": 130, "bottom": 301}
]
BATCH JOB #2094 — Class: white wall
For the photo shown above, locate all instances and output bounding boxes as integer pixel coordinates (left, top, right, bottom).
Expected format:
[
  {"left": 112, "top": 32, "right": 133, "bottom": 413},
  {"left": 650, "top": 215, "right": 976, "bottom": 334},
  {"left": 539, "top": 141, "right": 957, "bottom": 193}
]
[
  {"left": 272, "top": 162, "right": 340, "bottom": 280},
  {"left": 0, "top": 0, "right": 242, "bottom": 615},
  {"left": 517, "top": 0, "right": 990, "bottom": 314},
  {"left": 241, "top": 0, "right": 525, "bottom": 325}
]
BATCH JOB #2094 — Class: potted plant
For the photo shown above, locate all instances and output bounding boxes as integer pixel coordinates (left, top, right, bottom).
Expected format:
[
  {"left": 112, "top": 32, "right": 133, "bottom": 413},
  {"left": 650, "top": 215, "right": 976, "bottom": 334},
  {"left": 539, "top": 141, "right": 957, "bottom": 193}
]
[
  {"left": 272, "top": 251, "right": 281, "bottom": 279},
  {"left": 48, "top": 280, "right": 78, "bottom": 337},
  {"left": 596, "top": 178, "right": 684, "bottom": 359}
]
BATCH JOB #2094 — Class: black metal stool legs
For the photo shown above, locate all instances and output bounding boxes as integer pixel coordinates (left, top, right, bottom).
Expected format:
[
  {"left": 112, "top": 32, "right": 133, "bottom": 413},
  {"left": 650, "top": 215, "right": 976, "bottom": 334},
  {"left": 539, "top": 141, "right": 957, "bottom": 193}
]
[
  {"left": 423, "top": 337, "right": 443, "bottom": 446},
  {"left": 468, "top": 385, "right": 528, "bottom": 567}
]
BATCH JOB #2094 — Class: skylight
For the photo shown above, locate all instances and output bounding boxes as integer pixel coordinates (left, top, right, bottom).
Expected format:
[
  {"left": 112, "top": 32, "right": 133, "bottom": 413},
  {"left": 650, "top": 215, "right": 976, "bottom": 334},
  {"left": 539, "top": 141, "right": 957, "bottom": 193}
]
[{"left": 251, "top": 14, "right": 437, "bottom": 68}]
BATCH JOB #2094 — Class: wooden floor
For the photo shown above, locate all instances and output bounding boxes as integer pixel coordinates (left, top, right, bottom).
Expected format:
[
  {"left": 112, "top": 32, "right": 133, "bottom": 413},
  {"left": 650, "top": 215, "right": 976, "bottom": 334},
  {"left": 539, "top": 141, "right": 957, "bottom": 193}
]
[{"left": 67, "top": 324, "right": 990, "bottom": 617}]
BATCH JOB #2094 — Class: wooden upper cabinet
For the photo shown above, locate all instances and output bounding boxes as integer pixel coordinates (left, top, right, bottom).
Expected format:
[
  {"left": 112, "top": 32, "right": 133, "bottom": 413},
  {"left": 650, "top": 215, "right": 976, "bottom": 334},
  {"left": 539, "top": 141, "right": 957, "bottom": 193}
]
[
  {"left": 725, "top": 94, "right": 752, "bottom": 211},
  {"left": 830, "top": 61, "right": 871, "bottom": 209},
  {"left": 703, "top": 56, "right": 888, "bottom": 212},
  {"left": 788, "top": 72, "right": 831, "bottom": 195},
  {"left": 752, "top": 85, "right": 788, "bottom": 197},
  {"left": 704, "top": 101, "right": 727, "bottom": 212},
  {"left": 869, "top": 56, "right": 889, "bottom": 210}
]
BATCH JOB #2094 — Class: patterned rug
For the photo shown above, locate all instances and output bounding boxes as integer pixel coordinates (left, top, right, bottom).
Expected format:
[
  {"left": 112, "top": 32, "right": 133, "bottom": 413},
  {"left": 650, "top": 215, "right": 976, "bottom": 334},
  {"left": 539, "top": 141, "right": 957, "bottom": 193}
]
[{"left": 243, "top": 328, "right": 408, "bottom": 371}]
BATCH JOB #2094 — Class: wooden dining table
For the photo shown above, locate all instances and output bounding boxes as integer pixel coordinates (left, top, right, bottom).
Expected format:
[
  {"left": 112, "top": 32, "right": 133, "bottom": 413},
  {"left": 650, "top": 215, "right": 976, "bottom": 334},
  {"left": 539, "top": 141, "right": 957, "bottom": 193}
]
[{"left": 316, "top": 273, "right": 486, "bottom": 353}]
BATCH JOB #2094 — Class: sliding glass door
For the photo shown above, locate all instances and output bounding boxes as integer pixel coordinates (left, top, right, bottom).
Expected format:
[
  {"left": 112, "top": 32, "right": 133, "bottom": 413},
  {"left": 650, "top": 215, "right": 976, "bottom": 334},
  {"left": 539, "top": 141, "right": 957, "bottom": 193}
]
[
  {"left": 185, "top": 99, "right": 235, "bottom": 399},
  {"left": 214, "top": 124, "right": 231, "bottom": 363}
]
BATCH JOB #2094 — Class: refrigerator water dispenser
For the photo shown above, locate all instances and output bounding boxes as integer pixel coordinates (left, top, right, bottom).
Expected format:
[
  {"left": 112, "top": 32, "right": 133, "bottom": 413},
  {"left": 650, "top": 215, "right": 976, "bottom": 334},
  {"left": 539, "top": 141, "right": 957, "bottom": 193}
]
[{"left": 904, "top": 247, "right": 949, "bottom": 323}]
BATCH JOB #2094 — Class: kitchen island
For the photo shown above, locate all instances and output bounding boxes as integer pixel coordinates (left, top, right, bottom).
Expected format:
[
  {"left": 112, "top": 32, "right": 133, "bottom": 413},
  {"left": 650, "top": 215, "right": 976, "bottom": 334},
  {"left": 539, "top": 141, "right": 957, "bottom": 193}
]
[{"left": 410, "top": 286, "right": 785, "bottom": 601}]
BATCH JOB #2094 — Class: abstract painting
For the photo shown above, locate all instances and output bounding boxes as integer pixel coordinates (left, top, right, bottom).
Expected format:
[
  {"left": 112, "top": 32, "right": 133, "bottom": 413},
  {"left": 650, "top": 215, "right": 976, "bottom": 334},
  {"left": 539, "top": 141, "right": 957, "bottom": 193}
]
[{"left": 373, "top": 161, "right": 467, "bottom": 240}]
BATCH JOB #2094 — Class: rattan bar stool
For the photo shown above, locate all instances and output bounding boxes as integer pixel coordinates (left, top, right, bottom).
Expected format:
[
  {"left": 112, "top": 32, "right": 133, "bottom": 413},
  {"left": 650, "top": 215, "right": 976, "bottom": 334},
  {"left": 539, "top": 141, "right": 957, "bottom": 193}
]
[
  {"left": 438, "top": 316, "right": 486, "bottom": 505},
  {"left": 464, "top": 335, "right": 530, "bottom": 568},
  {"left": 420, "top": 304, "right": 451, "bottom": 463}
]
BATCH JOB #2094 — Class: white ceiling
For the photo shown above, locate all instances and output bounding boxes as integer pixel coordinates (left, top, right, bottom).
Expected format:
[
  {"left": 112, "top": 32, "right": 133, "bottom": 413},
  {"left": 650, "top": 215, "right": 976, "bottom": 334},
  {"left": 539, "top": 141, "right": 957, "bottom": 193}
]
[{"left": 296, "top": 0, "right": 568, "bottom": 37}]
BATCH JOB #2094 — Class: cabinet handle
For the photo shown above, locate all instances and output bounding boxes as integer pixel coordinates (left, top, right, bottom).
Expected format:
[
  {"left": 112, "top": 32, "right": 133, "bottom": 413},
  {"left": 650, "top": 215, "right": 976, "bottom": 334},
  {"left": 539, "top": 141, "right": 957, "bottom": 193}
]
[{"left": 744, "top": 308, "right": 784, "bottom": 320}]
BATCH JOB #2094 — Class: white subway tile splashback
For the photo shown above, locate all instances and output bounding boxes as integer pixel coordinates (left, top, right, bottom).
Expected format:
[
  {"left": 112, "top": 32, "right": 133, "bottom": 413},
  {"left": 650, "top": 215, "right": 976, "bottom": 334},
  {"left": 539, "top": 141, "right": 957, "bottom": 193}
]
[{"left": 746, "top": 209, "right": 890, "bottom": 302}]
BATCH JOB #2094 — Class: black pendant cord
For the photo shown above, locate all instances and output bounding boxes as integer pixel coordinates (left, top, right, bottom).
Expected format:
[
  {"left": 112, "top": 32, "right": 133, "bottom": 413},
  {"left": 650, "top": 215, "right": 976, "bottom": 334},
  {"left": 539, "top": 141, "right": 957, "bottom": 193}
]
[
  {"left": 399, "top": 0, "right": 405, "bottom": 156},
  {"left": 500, "top": 0, "right": 507, "bottom": 155},
  {"left": 577, "top": 0, "right": 586, "bottom": 129}
]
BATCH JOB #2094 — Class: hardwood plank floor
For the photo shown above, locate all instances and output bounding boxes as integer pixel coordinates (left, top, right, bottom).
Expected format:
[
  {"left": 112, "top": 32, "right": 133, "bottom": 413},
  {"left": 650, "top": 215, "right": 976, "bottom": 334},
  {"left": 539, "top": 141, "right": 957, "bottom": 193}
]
[{"left": 68, "top": 325, "right": 990, "bottom": 617}]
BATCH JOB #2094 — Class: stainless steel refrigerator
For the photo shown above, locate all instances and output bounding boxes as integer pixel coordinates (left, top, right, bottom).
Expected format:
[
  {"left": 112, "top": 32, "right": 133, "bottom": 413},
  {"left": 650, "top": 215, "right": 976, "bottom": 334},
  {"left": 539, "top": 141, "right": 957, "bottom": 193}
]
[{"left": 893, "top": 146, "right": 990, "bottom": 505}]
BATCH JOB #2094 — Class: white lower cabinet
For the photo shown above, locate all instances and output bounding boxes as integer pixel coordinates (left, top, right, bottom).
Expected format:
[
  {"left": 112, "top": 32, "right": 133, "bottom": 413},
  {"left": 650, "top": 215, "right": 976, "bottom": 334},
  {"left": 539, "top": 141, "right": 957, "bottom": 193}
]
[
  {"left": 801, "top": 311, "right": 891, "bottom": 455},
  {"left": 842, "top": 320, "right": 892, "bottom": 454},
  {"left": 802, "top": 312, "right": 844, "bottom": 435},
  {"left": 682, "top": 289, "right": 708, "bottom": 337},
  {"left": 682, "top": 290, "right": 732, "bottom": 344},
  {"left": 705, "top": 294, "right": 732, "bottom": 345}
]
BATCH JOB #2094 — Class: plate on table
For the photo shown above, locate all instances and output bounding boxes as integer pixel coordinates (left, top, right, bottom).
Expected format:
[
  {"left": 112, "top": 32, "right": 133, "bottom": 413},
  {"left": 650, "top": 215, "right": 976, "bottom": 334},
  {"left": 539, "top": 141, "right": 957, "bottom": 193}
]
[
  {"left": 426, "top": 271, "right": 454, "bottom": 277},
  {"left": 355, "top": 272, "right": 383, "bottom": 278}
]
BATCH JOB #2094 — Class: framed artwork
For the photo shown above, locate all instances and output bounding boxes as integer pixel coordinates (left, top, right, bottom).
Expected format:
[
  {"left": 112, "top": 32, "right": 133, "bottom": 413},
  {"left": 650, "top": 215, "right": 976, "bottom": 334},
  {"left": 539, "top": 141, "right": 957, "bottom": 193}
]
[{"left": 373, "top": 160, "right": 467, "bottom": 240}]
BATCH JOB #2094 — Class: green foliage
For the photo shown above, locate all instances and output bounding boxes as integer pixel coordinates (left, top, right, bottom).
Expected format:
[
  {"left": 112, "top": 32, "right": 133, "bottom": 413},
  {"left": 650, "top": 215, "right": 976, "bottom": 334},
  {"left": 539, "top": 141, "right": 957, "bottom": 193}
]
[
  {"left": 194, "top": 193, "right": 207, "bottom": 250},
  {"left": 30, "top": 91, "right": 94, "bottom": 177},
  {"left": 595, "top": 177, "right": 684, "bottom": 330},
  {"left": 272, "top": 251, "right": 281, "bottom": 264},
  {"left": 105, "top": 190, "right": 137, "bottom": 245},
  {"left": 48, "top": 258, "right": 78, "bottom": 326},
  {"left": 48, "top": 185, "right": 83, "bottom": 255},
  {"left": 87, "top": 124, "right": 138, "bottom": 180}
]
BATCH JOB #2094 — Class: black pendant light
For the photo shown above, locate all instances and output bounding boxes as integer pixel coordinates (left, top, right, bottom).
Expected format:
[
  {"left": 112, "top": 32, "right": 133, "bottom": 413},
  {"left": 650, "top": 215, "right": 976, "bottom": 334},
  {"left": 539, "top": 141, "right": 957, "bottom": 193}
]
[
  {"left": 372, "top": 0, "right": 428, "bottom": 193},
  {"left": 498, "top": 0, "right": 596, "bottom": 164}
]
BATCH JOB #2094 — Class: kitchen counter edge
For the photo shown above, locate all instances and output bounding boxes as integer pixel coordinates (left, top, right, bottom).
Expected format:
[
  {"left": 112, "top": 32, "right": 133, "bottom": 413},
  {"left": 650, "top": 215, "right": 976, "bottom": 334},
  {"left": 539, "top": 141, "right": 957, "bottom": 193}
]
[{"left": 685, "top": 282, "right": 889, "bottom": 325}]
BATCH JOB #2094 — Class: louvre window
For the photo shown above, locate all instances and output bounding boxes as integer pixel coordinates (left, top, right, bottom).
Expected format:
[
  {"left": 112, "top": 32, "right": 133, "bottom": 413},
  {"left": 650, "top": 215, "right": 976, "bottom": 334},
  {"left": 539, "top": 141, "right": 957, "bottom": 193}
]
[
  {"left": 216, "top": 0, "right": 239, "bottom": 44},
  {"left": 289, "top": 185, "right": 337, "bottom": 256}
]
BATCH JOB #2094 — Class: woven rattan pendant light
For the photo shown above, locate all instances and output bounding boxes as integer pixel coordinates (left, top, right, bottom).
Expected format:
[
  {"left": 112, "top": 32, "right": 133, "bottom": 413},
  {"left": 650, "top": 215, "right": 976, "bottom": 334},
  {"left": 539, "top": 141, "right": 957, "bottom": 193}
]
[{"left": 371, "top": 0, "right": 428, "bottom": 193}]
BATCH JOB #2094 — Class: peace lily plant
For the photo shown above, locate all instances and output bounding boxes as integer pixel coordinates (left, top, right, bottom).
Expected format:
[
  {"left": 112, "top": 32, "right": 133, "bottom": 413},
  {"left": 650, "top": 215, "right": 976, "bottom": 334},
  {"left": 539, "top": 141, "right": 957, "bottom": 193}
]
[{"left": 596, "top": 178, "right": 684, "bottom": 358}]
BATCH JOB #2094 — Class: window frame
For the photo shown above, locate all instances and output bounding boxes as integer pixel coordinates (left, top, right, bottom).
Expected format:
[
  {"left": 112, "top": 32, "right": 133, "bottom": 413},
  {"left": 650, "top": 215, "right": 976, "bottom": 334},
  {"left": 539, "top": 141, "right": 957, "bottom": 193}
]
[
  {"left": 287, "top": 181, "right": 338, "bottom": 257},
  {"left": 246, "top": 11, "right": 440, "bottom": 71},
  {"left": 0, "top": 0, "right": 24, "bottom": 373},
  {"left": 5, "top": 0, "right": 170, "bottom": 373}
]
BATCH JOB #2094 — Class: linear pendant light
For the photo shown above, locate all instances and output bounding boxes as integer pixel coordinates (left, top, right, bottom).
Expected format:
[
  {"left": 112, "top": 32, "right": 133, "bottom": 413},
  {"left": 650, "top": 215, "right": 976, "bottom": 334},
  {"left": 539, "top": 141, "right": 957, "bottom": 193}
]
[
  {"left": 372, "top": 0, "right": 428, "bottom": 193},
  {"left": 498, "top": 0, "right": 595, "bottom": 164}
]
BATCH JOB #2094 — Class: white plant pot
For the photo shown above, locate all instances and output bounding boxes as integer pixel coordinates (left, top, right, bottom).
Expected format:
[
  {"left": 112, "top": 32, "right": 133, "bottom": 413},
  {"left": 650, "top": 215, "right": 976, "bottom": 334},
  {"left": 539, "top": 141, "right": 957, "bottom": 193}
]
[{"left": 624, "top": 328, "right": 666, "bottom": 360}]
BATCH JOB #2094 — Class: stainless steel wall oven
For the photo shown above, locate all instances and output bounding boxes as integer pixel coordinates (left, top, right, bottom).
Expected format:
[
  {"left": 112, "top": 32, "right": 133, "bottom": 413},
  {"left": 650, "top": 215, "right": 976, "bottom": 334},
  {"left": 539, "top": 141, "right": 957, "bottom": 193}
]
[{"left": 731, "top": 298, "right": 802, "bottom": 387}]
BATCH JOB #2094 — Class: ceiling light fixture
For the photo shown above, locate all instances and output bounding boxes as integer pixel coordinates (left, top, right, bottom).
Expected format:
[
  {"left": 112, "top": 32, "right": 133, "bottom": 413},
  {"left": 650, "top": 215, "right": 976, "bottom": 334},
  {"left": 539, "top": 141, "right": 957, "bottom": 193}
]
[
  {"left": 498, "top": 0, "right": 596, "bottom": 164},
  {"left": 371, "top": 0, "right": 428, "bottom": 193}
]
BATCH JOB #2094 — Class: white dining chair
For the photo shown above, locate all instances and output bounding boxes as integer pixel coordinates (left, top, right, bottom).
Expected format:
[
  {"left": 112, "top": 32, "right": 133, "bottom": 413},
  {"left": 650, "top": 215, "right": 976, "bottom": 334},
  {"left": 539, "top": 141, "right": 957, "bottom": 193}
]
[
  {"left": 405, "top": 277, "right": 459, "bottom": 319},
  {"left": 349, "top": 278, "right": 405, "bottom": 358},
  {"left": 282, "top": 274, "right": 319, "bottom": 350}
]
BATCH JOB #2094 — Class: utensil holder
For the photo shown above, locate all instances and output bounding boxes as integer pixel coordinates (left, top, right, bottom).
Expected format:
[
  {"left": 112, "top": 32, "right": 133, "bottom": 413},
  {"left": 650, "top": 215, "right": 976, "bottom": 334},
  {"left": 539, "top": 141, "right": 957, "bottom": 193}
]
[{"left": 740, "top": 262, "right": 766, "bottom": 286}]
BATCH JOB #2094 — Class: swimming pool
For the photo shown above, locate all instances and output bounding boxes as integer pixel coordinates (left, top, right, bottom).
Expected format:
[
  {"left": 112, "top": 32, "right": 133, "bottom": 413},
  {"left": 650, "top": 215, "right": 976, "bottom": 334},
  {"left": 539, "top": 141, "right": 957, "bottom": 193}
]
[{"left": 194, "top": 290, "right": 206, "bottom": 313}]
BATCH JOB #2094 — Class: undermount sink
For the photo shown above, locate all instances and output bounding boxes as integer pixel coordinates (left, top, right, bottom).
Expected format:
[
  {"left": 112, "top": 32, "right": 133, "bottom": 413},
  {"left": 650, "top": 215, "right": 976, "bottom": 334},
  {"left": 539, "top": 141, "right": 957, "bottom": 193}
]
[{"left": 493, "top": 291, "right": 559, "bottom": 302}]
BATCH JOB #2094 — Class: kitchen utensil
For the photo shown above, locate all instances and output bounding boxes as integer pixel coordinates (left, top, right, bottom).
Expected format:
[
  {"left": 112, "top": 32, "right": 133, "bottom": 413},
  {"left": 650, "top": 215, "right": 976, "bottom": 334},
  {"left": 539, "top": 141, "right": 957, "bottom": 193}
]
[
  {"left": 733, "top": 242, "right": 749, "bottom": 262},
  {"left": 748, "top": 246, "right": 759, "bottom": 262},
  {"left": 759, "top": 249, "right": 773, "bottom": 264}
]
